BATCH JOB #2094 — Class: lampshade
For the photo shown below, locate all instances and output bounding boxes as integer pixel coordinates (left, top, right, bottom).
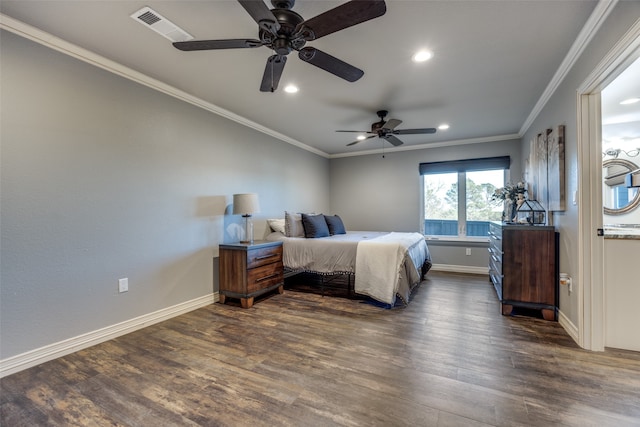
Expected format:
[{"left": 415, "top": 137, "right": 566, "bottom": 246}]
[{"left": 233, "top": 193, "right": 260, "bottom": 216}]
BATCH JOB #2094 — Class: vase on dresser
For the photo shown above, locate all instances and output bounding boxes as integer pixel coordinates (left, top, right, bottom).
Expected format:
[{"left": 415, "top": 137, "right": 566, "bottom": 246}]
[{"left": 503, "top": 199, "right": 515, "bottom": 223}]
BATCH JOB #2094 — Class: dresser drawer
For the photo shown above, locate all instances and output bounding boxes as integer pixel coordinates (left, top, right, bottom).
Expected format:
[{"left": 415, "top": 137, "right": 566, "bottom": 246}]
[
  {"left": 247, "top": 263, "right": 283, "bottom": 293},
  {"left": 489, "top": 252, "right": 502, "bottom": 275},
  {"left": 489, "top": 222, "right": 502, "bottom": 237},
  {"left": 247, "top": 245, "right": 283, "bottom": 269}
]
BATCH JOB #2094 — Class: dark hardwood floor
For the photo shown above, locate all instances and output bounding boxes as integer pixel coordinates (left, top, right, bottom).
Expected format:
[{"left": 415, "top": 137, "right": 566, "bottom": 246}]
[{"left": 2, "top": 271, "right": 640, "bottom": 426}]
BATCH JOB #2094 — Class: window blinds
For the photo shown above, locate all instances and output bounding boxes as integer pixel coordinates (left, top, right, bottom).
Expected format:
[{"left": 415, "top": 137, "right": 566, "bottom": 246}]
[{"left": 419, "top": 156, "right": 511, "bottom": 175}]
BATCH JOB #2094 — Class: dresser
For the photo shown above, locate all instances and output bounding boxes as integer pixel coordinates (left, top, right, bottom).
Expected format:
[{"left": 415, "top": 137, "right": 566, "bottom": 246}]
[
  {"left": 218, "top": 240, "right": 284, "bottom": 309},
  {"left": 488, "top": 222, "right": 558, "bottom": 320}
]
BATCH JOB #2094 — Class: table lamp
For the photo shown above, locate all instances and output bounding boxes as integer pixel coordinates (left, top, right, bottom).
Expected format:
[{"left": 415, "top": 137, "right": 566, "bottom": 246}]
[{"left": 233, "top": 193, "right": 260, "bottom": 243}]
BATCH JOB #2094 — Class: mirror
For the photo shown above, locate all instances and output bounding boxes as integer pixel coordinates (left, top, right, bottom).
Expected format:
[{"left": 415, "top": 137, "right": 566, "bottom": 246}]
[{"left": 603, "top": 158, "right": 640, "bottom": 215}]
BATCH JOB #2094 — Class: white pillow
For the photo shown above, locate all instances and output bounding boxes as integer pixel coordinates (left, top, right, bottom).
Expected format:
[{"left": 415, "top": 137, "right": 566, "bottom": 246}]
[{"left": 267, "top": 218, "right": 286, "bottom": 234}]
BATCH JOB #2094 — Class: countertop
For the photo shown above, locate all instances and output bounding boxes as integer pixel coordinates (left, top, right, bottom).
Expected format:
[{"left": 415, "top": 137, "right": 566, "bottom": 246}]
[{"left": 603, "top": 225, "right": 640, "bottom": 240}]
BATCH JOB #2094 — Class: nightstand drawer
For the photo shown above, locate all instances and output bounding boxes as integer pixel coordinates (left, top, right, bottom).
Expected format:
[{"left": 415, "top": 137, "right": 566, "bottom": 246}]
[
  {"left": 247, "top": 263, "right": 283, "bottom": 293},
  {"left": 247, "top": 245, "right": 283, "bottom": 269}
]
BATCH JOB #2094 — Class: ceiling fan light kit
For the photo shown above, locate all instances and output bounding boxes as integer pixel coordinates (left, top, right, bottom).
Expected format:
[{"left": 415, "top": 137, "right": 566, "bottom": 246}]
[{"left": 173, "top": 0, "right": 387, "bottom": 92}]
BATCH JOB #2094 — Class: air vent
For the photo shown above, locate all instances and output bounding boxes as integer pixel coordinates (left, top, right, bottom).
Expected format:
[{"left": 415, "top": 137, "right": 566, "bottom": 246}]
[{"left": 130, "top": 7, "right": 194, "bottom": 43}]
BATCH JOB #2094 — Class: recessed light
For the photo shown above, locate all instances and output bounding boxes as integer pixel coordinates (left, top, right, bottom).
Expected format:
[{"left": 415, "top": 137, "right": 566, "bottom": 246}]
[
  {"left": 284, "top": 84, "right": 299, "bottom": 94},
  {"left": 412, "top": 50, "right": 433, "bottom": 63},
  {"left": 357, "top": 135, "right": 367, "bottom": 140},
  {"left": 620, "top": 97, "right": 640, "bottom": 105},
  {"left": 438, "top": 124, "right": 450, "bottom": 130}
]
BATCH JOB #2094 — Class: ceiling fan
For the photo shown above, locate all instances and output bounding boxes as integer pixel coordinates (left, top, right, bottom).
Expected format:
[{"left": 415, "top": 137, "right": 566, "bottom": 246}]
[
  {"left": 173, "top": 0, "right": 387, "bottom": 92},
  {"left": 337, "top": 110, "right": 437, "bottom": 147}
]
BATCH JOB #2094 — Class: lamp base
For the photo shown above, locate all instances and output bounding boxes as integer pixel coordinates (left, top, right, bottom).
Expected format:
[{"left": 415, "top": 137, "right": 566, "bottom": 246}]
[{"left": 240, "top": 214, "right": 254, "bottom": 244}]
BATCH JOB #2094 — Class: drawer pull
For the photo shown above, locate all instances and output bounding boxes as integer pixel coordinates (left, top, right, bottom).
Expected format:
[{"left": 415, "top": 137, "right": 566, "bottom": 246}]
[
  {"left": 256, "top": 273, "right": 280, "bottom": 283},
  {"left": 255, "top": 254, "right": 277, "bottom": 260}
]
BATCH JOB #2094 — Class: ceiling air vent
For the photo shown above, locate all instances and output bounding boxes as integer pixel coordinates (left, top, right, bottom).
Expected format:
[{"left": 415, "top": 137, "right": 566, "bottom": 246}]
[{"left": 130, "top": 7, "right": 193, "bottom": 43}]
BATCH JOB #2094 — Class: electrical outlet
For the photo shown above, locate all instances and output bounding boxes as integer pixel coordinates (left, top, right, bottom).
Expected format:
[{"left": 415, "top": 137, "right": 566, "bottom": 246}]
[
  {"left": 465, "top": 248, "right": 471, "bottom": 256},
  {"left": 118, "top": 278, "right": 129, "bottom": 293}
]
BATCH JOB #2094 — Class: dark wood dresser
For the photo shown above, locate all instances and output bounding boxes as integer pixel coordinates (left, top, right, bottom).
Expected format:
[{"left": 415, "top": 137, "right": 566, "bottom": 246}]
[
  {"left": 488, "top": 222, "right": 558, "bottom": 320},
  {"left": 218, "top": 240, "right": 284, "bottom": 309}
]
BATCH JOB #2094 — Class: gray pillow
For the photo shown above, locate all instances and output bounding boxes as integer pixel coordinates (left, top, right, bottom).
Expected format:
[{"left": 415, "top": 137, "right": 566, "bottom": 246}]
[
  {"left": 285, "top": 211, "right": 304, "bottom": 237},
  {"left": 302, "top": 213, "right": 330, "bottom": 238},
  {"left": 324, "top": 214, "right": 346, "bottom": 235}
]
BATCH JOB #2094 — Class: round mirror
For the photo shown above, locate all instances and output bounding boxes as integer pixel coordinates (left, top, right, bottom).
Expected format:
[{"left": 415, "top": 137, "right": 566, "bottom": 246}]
[{"left": 603, "top": 158, "right": 640, "bottom": 215}]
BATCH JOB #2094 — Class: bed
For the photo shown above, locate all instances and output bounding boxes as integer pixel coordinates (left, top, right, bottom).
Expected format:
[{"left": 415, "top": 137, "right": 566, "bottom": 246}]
[{"left": 265, "top": 229, "right": 432, "bottom": 306}]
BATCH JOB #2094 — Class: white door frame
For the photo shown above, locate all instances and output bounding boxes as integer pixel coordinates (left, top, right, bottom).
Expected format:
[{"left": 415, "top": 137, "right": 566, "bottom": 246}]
[{"left": 576, "top": 19, "right": 640, "bottom": 351}]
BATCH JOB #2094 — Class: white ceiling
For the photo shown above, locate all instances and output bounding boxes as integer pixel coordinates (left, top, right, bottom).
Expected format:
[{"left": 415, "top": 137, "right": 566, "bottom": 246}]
[{"left": 1, "top": 0, "right": 620, "bottom": 157}]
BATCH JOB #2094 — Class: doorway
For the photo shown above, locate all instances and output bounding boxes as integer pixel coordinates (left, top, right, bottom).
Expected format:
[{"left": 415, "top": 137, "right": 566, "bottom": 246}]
[
  {"left": 577, "top": 21, "right": 640, "bottom": 351},
  {"left": 601, "top": 57, "right": 640, "bottom": 351}
]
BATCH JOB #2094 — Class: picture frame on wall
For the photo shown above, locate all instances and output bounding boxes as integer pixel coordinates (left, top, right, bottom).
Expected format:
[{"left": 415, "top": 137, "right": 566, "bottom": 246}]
[
  {"left": 527, "top": 124, "right": 566, "bottom": 215},
  {"left": 535, "top": 130, "right": 549, "bottom": 209},
  {"left": 547, "top": 125, "right": 566, "bottom": 211}
]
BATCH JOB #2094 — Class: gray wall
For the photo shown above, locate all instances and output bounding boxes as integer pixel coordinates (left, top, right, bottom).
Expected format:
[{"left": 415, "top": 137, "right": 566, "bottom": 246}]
[
  {"left": 0, "top": 31, "right": 329, "bottom": 359},
  {"left": 329, "top": 139, "right": 522, "bottom": 268},
  {"left": 519, "top": 1, "right": 640, "bottom": 326}
]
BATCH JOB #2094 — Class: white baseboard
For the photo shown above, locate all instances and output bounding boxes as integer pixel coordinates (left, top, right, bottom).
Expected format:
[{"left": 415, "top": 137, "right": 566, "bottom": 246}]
[
  {"left": 0, "top": 293, "right": 217, "bottom": 378},
  {"left": 430, "top": 264, "right": 489, "bottom": 275},
  {"left": 558, "top": 309, "right": 581, "bottom": 347}
]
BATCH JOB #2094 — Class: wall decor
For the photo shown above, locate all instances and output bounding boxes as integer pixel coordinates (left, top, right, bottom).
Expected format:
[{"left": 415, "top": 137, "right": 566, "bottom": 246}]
[
  {"left": 527, "top": 125, "right": 566, "bottom": 214},
  {"left": 547, "top": 125, "right": 565, "bottom": 211},
  {"left": 528, "top": 138, "right": 538, "bottom": 200},
  {"left": 535, "top": 130, "right": 549, "bottom": 207}
]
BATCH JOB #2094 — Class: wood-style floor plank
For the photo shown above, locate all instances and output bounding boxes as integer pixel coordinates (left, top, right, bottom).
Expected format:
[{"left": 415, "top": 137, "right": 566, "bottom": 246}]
[{"left": 2, "top": 271, "right": 640, "bottom": 426}]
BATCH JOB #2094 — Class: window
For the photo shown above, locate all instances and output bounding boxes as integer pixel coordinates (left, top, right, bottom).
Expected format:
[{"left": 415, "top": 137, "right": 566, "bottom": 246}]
[{"left": 420, "top": 157, "right": 509, "bottom": 238}]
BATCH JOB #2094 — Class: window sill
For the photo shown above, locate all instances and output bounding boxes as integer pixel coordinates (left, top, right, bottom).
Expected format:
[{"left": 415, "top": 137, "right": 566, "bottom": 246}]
[{"left": 424, "top": 236, "right": 489, "bottom": 244}]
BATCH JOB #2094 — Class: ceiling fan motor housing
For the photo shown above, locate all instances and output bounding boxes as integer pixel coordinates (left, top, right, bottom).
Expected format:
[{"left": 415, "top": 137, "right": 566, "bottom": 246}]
[{"left": 259, "top": 8, "right": 306, "bottom": 54}]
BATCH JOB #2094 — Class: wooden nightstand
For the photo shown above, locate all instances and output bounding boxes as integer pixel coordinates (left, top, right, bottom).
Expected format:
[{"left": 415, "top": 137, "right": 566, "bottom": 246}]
[{"left": 218, "top": 240, "right": 284, "bottom": 308}]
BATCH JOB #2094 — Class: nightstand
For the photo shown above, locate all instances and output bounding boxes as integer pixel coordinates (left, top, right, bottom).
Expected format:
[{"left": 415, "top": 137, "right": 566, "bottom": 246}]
[{"left": 218, "top": 240, "right": 284, "bottom": 308}]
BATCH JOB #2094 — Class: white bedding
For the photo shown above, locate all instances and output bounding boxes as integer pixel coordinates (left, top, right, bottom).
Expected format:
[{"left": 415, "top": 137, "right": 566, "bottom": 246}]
[
  {"left": 265, "top": 231, "right": 431, "bottom": 306},
  {"left": 355, "top": 232, "right": 427, "bottom": 305}
]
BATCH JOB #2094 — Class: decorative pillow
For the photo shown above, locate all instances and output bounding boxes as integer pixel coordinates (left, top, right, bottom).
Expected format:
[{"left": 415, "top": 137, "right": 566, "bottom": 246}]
[
  {"left": 284, "top": 211, "right": 305, "bottom": 237},
  {"left": 324, "top": 214, "right": 346, "bottom": 235},
  {"left": 267, "top": 218, "right": 286, "bottom": 234},
  {"left": 301, "top": 213, "right": 330, "bottom": 238}
]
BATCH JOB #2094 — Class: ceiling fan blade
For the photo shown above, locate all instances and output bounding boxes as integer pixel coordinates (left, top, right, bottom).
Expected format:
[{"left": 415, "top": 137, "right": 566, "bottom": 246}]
[
  {"left": 298, "top": 0, "right": 387, "bottom": 41},
  {"left": 238, "top": 0, "right": 280, "bottom": 34},
  {"left": 393, "top": 128, "right": 437, "bottom": 135},
  {"left": 347, "top": 135, "right": 376, "bottom": 146},
  {"left": 383, "top": 135, "right": 404, "bottom": 146},
  {"left": 382, "top": 118, "right": 402, "bottom": 130},
  {"left": 298, "top": 47, "right": 363, "bottom": 82},
  {"left": 260, "top": 55, "right": 287, "bottom": 92},
  {"left": 173, "top": 39, "right": 263, "bottom": 51}
]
